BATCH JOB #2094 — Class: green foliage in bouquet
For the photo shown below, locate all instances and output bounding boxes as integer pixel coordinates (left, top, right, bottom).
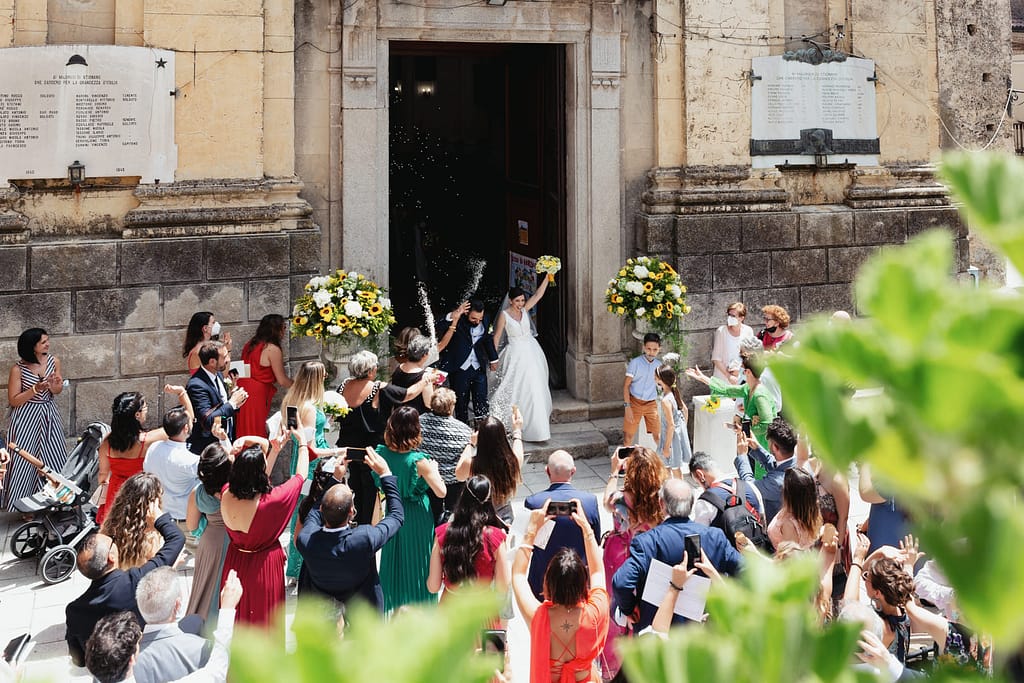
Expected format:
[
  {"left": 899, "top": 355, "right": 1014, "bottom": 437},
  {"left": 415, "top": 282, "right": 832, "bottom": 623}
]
[{"left": 291, "top": 270, "right": 396, "bottom": 342}]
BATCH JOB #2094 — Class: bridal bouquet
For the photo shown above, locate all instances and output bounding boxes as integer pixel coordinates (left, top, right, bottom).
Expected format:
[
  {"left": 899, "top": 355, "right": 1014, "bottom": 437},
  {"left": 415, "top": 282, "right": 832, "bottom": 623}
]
[
  {"left": 291, "top": 270, "right": 396, "bottom": 342},
  {"left": 536, "top": 255, "right": 562, "bottom": 284},
  {"left": 320, "top": 390, "right": 351, "bottom": 419},
  {"left": 604, "top": 257, "right": 690, "bottom": 334}
]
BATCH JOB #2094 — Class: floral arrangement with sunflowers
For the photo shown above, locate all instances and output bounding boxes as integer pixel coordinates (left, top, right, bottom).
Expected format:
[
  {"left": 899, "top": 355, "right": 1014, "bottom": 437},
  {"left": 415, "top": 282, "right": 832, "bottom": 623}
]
[
  {"left": 604, "top": 257, "right": 690, "bottom": 335},
  {"left": 291, "top": 270, "right": 396, "bottom": 342}
]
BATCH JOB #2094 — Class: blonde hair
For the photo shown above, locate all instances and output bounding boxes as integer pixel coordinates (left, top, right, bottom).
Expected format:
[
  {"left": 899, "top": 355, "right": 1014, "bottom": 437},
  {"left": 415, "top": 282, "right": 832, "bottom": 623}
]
[
  {"left": 281, "top": 361, "right": 326, "bottom": 415},
  {"left": 762, "top": 304, "right": 791, "bottom": 328},
  {"left": 430, "top": 387, "right": 457, "bottom": 417}
]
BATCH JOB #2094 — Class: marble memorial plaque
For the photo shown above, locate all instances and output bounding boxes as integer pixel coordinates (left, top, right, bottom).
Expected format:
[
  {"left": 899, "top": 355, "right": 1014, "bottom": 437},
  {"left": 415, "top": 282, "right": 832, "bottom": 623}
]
[
  {"left": 750, "top": 55, "right": 878, "bottom": 168},
  {"left": 0, "top": 45, "right": 176, "bottom": 184}
]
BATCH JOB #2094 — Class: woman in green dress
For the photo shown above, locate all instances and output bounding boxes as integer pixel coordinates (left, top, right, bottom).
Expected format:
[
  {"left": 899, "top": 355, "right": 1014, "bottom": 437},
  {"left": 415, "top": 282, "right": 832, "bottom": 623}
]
[
  {"left": 687, "top": 355, "right": 777, "bottom": 477},
  {"left": 279, "top": 361, "right": 338, "bottom": 579},
  {"left": 374, "top": 405, "right": 447, "bottom": 612}
]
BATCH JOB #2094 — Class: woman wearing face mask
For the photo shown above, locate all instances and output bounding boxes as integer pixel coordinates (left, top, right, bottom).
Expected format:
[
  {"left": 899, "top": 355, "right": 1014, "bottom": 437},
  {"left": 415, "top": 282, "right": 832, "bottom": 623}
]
[
  {"left": 757, "top": 304, "right": 793, "bottom": 352},
  {"left": 183, "top": 311, "right": 232, "bottom": 374},
  {"left": 710, "top": 302, "right": 754, "bottom": 384}
]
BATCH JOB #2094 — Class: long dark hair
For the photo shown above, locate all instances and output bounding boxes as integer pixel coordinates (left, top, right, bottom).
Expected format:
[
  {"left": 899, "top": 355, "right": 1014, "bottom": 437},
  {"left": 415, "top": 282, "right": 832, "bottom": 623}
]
[
  {"left": 182, "top": 311, "right": 213, "bottom": 357},
  {"left": 16, "top": 328, "right": 47, "bottom": 364},
  {"left": 655, "top": 365, "right": 683, "bottom": 411},
  {"left": 471, "top": 417, "right": 520, "bottom": 505},
  {"left": 108, "top": 392, "right": 145, "bottom": 453},
  {"left": 782, "top": 467, "right": 822, "bottom": 539},
  {"left": 228, "top": 446, "right": 272, "bottom": 500},
  {"left": 242, "top": 314, "right": 286, "bottom": 357},
  {"left": 198, "top": 444, "right": 232, "bottom": 497},
  {"left": 441, "top": 475, "right": 505, "bottom": 585}
]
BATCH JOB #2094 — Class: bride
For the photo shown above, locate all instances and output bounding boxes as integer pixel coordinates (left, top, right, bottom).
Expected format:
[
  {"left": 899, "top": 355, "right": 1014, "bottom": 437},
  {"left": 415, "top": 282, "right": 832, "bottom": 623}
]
[{"left": 490, "top": 275, "right": 552, "bottom": 442}]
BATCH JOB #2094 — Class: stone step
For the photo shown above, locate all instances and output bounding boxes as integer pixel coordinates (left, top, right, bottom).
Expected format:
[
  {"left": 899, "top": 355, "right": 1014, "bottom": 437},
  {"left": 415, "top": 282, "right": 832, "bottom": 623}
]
[
  {"left": 591, "top": 416, "right": 624, "bottom": 447},
  {"left": 522, "top": 421, "right": 611, "bottom": 464},
  {"left": 550, "top": 389, "right": 624, "bottom": 424}
]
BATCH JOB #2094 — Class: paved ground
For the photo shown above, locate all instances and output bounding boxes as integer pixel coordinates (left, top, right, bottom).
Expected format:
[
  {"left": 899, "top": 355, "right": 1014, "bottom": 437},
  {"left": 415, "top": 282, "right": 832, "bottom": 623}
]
[{"left": 0, "top": 455, "right": 868, "bottom": 682}]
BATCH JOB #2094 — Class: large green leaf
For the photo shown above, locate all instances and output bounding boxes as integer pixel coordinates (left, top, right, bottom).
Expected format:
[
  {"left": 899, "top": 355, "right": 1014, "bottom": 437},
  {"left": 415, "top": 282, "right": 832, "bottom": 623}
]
[{"left": 941, "top": 153, "right": 1024, "bottom": 271}]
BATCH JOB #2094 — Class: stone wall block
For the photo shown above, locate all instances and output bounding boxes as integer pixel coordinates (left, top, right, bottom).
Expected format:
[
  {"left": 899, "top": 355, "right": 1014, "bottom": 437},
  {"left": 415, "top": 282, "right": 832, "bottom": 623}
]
[
  {"left": 675, "top": 215, "right": 741, "bottom": 255},
  {"left": 163, "top": 283, "right": 245, "bottom": 327},
  {"left": 288, "top": 333, "right": 322, "bottom": 360},
  {"left": 907, "top": 207, "right": 965, "bottom": 238},
  {"left": 800, "top": 283, "right": 854, "bottom": 318},
  {"left": 677, "top": 255, "right": 711, "bottom": 293},
  {"left": 289, "top": 230, "right": 321, "bottom": 274},
  {"left": 681, "top": 291, "right": 740, "bottom": 331},
  {"left": 53, "top": 334, "right": 117, "bottom": 380},
  {"left": 31, "top": 243, "right": 117, "bottom": 290},
  {"left": 0, "top": 292, "right": 72, "bottom": 337},
  {"left": 0, "top": 247, "right": 28, "bottom": 292},
  {"left": 771, "top": 249, "right": 828, "bottom": 286},
  {"left": 740, "top": 287, "right": 801, "bottom": 323},
  {"left": 248, "top": 279, "right": 292, "bottom": 321},
  {"left": 121, "top": 239, "right": 205, "bottom": 284},
  {"left": 640, "top": 215, "right": 676, "bottom": 253},
  {"left": 75, "top": 377, "right": 160, "bottom": 433},
  {"left": 207, "top": 235, "right": 290, "bottom": 280},
  {"left": 829, "top": 245, "right": 879, "bottom": 282},
  {"left": 76, "top": 287, "right": 161, "bottom": 332},
  {"left": 680, "top": 330, "right": 713, "bottom": 369},
  {"left": 854, "top": 210, "right": 907, "bottom": 245},
  {"left": 120, "top": 331, "right": 187, "bottom": 376},
  {"left": 713, "top": 252, "right": 770, "bottom": 291},
  {"left": 799, "top": 210, "right": 854, "bottom": 247},
  {"left": 741, "top": 213, "right": 798, "bottom": 250}
]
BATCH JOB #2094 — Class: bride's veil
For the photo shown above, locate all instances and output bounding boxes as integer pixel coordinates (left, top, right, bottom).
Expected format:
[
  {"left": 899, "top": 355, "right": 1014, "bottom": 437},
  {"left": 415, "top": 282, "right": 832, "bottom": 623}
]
[{"left": 498, "top": 291, "right": 539, "bottom": 350}]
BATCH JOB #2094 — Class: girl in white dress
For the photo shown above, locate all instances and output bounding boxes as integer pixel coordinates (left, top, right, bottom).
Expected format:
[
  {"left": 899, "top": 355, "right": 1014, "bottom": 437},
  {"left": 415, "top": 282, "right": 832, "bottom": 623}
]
[{"left": 490, "top": 276, "right": 552, "bottom": 441}]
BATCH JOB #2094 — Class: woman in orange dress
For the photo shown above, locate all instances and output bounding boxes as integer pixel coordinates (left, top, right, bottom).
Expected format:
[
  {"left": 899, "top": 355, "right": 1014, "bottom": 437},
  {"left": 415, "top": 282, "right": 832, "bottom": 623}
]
[
  {"left": 236, "top": 314, "right": 292, "bottom": 438},
  {"left": 95, "top": 385, "right": 194, "bottom": 526},
  {"left": 512, "top": 501, "right": 609, "bottom": 683}
]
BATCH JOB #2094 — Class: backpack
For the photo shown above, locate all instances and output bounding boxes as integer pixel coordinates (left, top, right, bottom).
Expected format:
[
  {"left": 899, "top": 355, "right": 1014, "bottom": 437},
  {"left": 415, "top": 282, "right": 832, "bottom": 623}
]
[{"left": 699, "top": 479, "right": 772, "bottom": 552}]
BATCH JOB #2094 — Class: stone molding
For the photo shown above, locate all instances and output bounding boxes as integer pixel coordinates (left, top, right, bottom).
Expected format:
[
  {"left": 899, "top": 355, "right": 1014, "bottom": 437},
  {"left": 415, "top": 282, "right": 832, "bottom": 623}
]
[
  {"left": 642, "top": 165, "right": 791, "bottom": 214},
  {"left": 124, "top": 177, "right": 314, "bottom": 238}
]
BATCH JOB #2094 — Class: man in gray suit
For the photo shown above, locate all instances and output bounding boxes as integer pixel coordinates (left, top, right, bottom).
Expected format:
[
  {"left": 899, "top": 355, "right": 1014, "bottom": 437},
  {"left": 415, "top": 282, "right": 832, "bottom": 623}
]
[{"left": 132, "top": 567, "right": 211, "bottom": 683}]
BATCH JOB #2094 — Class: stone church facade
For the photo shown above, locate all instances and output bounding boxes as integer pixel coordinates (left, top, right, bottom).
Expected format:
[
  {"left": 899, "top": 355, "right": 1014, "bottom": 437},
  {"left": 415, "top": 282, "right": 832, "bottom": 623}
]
[{"left": 0, "top": 0, "right": 1011, "bottom": 432}]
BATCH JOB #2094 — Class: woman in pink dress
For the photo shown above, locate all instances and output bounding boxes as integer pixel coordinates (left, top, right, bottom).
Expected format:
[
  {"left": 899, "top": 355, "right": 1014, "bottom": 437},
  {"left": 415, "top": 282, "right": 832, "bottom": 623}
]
[
  {"left": 220, "top": 429, "right": 309, "bottom": 633},
  {"left": 236, "top": 315, "right": 292, "bottom": 438}
]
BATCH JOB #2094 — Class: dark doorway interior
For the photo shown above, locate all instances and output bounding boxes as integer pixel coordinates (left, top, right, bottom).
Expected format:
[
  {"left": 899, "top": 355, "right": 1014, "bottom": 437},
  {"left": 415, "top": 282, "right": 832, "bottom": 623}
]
[{"left": 388, "top": 42, "right": 567, "bottom": 388}]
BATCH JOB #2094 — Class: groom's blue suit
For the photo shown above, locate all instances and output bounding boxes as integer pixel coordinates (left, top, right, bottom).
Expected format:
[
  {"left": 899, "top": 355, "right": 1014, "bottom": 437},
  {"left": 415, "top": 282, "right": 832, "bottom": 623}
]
[{"left": 435, "top": 312, "right": 498, "bottom": 423}]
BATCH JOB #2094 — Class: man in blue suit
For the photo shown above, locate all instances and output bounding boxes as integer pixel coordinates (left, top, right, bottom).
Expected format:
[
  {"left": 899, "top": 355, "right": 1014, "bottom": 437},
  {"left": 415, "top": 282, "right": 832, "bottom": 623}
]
[
  {"left": 435, "top": 299, "right": 498, "bottom": 424},
  {"left": 296, "top": 449, "right": 404, "bottom": 614},
  {"left": 186, "top": 341, "right": 248, "bottom": 455},
  {"left": 523, "top": 450, "right": 602, "bottom": 600},
  {"left": 613, "top": 479, "right": 743, "bottom": 632}
]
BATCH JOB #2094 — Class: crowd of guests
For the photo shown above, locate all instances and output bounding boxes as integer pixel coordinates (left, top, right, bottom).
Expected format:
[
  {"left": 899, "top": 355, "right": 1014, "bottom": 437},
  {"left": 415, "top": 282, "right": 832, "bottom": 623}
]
[{"left": 0, "top": 298, "right": 996, "bottom": 683}]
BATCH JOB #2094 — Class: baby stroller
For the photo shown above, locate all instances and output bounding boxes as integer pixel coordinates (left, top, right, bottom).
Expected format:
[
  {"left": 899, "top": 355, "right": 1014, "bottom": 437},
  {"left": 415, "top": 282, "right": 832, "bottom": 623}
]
[{"left": 7, "top": 422, "right": 108, "bottom": 584}]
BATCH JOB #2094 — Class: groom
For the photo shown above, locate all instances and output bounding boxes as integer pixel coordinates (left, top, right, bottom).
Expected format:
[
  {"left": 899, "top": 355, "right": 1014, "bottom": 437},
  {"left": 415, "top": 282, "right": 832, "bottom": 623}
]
[{"left": 436, "top": 299, "right": 499, "bottom": 424}]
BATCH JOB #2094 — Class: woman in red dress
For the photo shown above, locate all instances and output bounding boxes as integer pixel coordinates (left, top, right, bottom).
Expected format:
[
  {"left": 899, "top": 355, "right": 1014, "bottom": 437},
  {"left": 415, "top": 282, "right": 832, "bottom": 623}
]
[
  {"left": 220, "top": 430, "right": 309, "bottom": 632},
  {"left": 96, "top": 386, "right": 193, "bottom": 526},
  {"left": 236, "top": 315, "right": 292, "bottom": 438}
]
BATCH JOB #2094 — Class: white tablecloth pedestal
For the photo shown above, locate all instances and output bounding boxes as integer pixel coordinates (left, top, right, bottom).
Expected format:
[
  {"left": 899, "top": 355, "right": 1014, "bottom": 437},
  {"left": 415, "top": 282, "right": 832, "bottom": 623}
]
[{"left": 692, "top": 395, "right": 739, "bottom": 476}]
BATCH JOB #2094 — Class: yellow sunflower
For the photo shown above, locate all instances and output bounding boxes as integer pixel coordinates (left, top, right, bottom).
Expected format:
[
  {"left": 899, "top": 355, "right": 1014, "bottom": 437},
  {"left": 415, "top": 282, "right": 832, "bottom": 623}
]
[
  {"left": 319, "top": 306, "right": 333, "bottom": 319},
  {"left": 653, "top": 309, "right": 662, "bottom": 318},
  {"left": 666, "top": 301, "right": 674, "bottom": 312},
  {"left": 295, "top": 316, "right": 308, "bottom": 326},
  {"left": 616, "top": 306, "right": 625, "bottom": 315},
  {"left": 369, "top": 303, "right": 383, "bottom": 316},
  {"left": 643, "top": 282, "right": 653, "bottom": 292},
  {"left": 337, "top": 315, "right": 350, "bottom": 327},
  {"left": 357, "top": 290, "right": 375, "bottom": 300}
]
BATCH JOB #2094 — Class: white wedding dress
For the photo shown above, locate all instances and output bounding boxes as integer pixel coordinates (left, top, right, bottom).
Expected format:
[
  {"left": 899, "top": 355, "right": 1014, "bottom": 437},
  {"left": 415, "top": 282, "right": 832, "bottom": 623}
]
[{"left": 490, "top": 310, "right": 552, "bottom": 441}]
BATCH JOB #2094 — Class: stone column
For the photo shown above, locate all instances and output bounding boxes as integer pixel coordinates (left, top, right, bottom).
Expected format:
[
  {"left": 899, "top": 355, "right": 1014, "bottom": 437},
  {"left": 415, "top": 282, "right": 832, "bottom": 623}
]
[
  {"left": 566, "top": 5, "right": 627, "bottom": 404},
  {"left": 263, "top": 0, "right": 296, "bottom": 178},
  {"left": 13, "top": 0, "right": 46, "bottom": 45},
  {"left": 339, "top": 0, "right": 387, "bottom": 283},
  {"left": 652, "top": 0, "right": 685, "bottom": 168},
  {"left": 1, "top": 0, "right": 17, "bottom": 45}
]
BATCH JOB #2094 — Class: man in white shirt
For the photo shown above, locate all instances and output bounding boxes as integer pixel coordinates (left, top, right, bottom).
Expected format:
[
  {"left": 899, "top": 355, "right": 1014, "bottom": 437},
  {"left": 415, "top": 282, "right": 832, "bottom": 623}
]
[{"left": 144, "top": 408, "right": 199, "bottom": 546}]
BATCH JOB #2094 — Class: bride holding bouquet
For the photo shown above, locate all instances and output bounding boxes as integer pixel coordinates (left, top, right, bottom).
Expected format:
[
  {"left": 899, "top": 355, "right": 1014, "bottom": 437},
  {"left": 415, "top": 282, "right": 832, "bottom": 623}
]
[{"left": 490, "top": 271, "right": 553, "bottom": 442}]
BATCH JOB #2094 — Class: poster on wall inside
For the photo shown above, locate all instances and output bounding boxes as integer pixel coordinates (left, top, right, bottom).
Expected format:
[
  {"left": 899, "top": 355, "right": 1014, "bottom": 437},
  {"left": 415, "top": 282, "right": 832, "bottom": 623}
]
[{"left": 517, "top": 219, "right": 529, "bottom": 245}]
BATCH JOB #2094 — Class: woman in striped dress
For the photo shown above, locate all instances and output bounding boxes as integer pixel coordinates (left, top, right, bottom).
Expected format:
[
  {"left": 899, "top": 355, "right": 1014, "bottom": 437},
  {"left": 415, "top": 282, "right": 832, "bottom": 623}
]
[{"left": 4, "top": 328, "right": 68, "bottom": 513}]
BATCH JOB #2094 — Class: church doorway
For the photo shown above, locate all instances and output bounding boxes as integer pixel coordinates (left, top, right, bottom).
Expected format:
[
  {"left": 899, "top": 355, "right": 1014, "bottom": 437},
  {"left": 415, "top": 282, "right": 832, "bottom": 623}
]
[{"left": 388, "top": 42, "right": 568, "bottom": 388}]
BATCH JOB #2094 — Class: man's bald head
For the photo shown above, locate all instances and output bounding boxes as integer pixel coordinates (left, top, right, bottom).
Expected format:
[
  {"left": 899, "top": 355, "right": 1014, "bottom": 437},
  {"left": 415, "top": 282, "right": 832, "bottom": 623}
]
[
  {"left": 660, "top": 478, "right": 694, "bottom": 519},
  {"left": 321, "top": 483, "right": 355, "bottom": 528},
  {"left": 78, "top": 533, "right": 117, "bottom": 580},
  {"left": 546, "top": 450, "right": 575, "bottom": 483}
]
